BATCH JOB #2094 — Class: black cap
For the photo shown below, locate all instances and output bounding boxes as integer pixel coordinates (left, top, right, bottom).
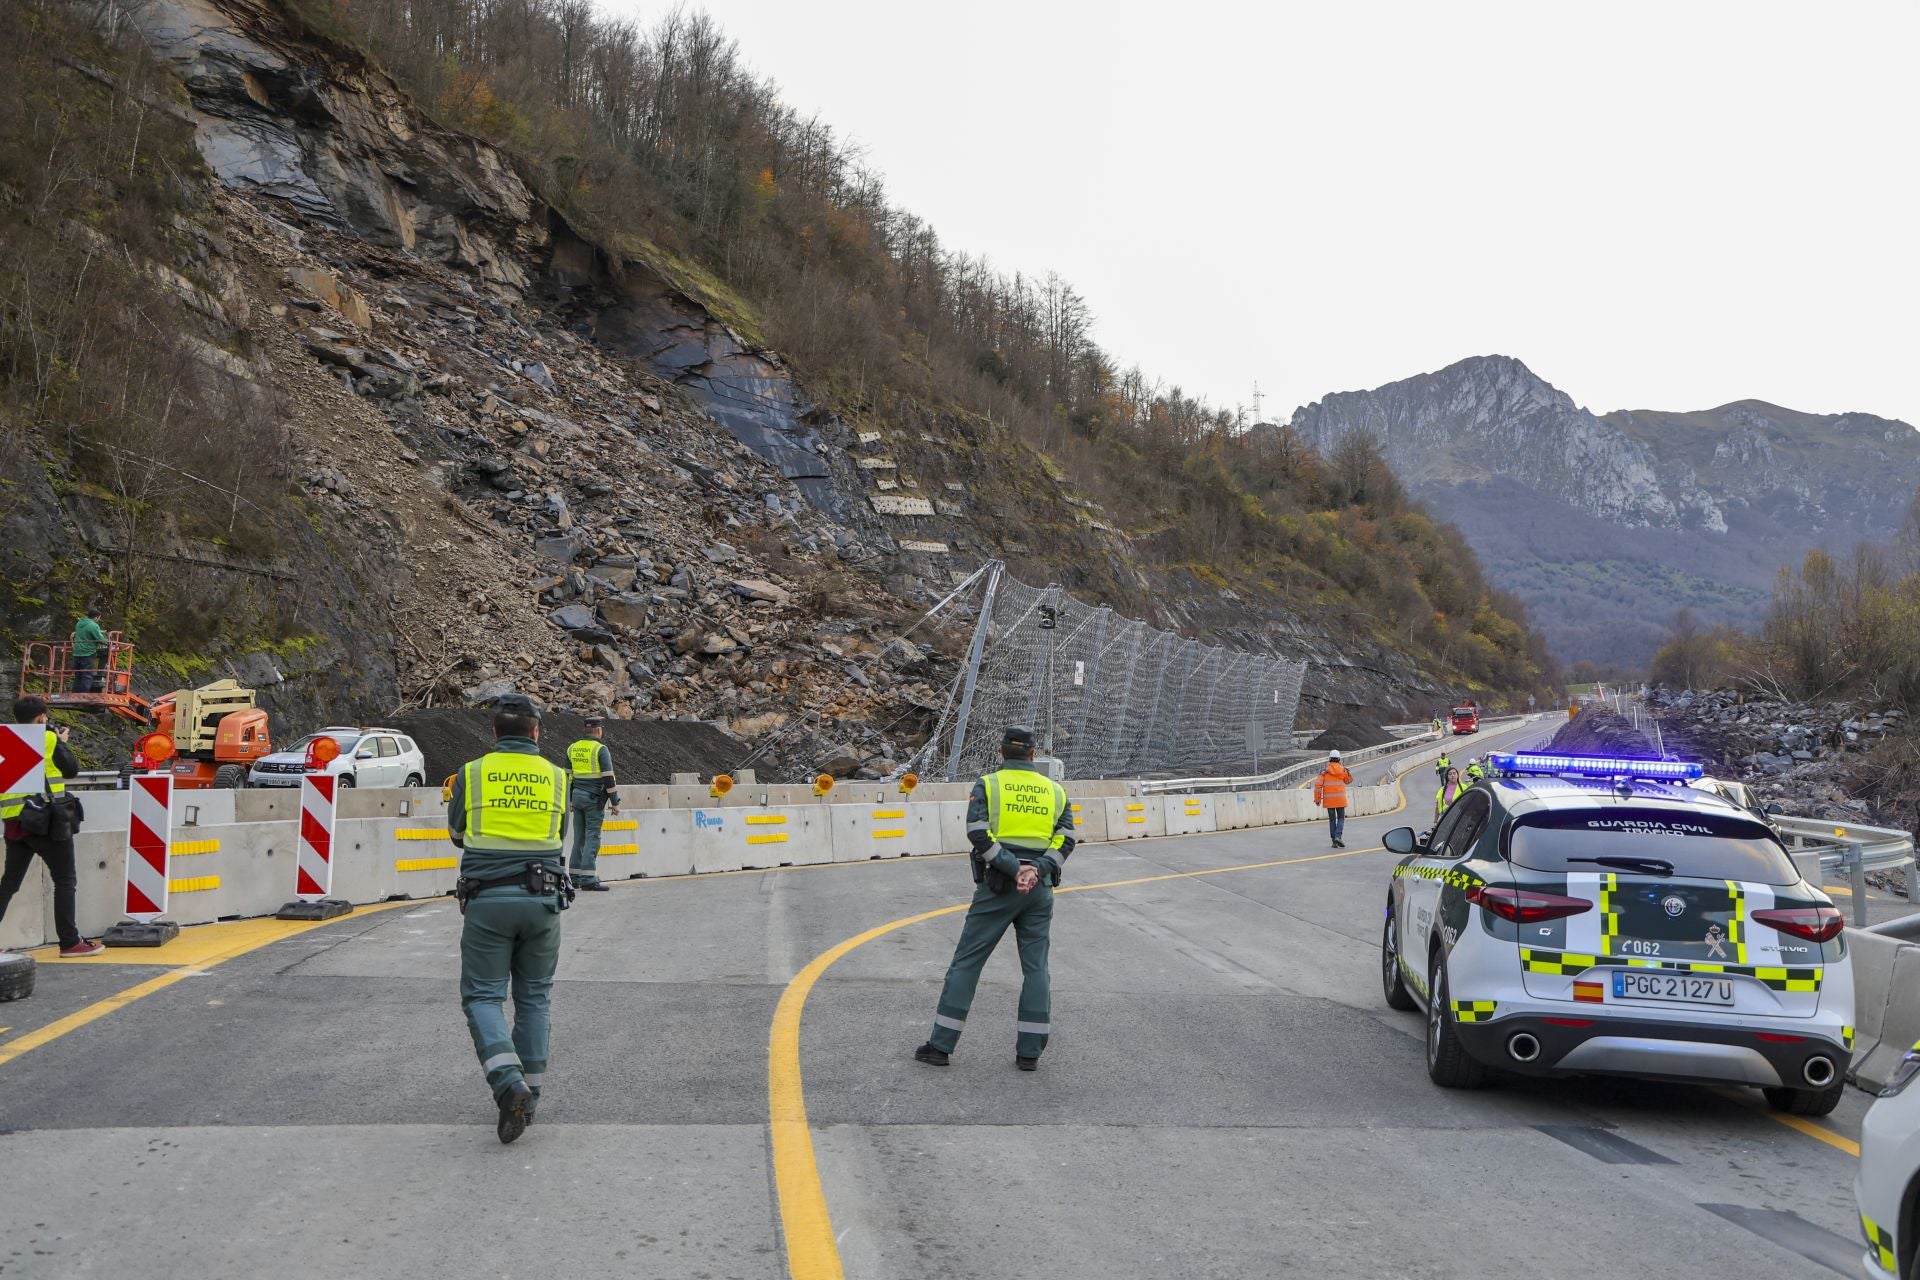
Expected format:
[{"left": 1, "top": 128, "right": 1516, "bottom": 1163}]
[
  {"left": 583, "top": 715, "right": 604, "bottom": 728},
  {"left": 496, "top": 695, "right": 541, "bottom": 720},
  {"left": 1001, "top": 726, "right": 1036, "bottom": 749}
]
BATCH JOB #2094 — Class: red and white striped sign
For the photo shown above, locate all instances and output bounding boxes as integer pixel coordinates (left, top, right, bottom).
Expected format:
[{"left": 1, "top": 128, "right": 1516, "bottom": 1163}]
[
  {"left": 295, "top": 774, "right": 337, "bottom": 900},
  {"left": 125, "top": 774, "right": 173, "bottom": 922}
]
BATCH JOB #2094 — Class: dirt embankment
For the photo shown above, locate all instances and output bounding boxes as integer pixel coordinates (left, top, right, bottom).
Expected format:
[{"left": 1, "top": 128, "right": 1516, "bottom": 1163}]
[
  {"left": 1307, "top": 716, "right": 1391, "bottom": 753},
  {"left": 388, "top": 709, "right": 744, "bottom": 783},
  {"left": 1545, "top": 708, "right": 1659, "bottom": 756}
]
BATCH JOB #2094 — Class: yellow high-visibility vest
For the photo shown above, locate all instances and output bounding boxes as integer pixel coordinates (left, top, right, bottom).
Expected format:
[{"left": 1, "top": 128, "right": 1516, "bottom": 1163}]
[
  {"left": 984, "top": 768, "right": 1068, "bottom": 851},
  {"left": 567, "top": 739, "right": 612, "bottom": 780},
  {"left": 460, "top": 751, "right": 567, "bottom": 851},
  {"left": 0, "top": 728, "right": 65, "bottom": 821}
]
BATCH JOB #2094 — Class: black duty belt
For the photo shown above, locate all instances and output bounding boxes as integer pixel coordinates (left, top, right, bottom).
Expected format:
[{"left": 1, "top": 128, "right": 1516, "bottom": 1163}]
[{"left": 454, "top": 861, "right": 573, "bottom": 911}]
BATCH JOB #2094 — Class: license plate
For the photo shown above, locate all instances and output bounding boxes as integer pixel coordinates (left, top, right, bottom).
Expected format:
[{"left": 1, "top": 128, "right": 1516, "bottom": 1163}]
[{"left": 1611, "top": 971, "right": 1735, "bottom": 1006}]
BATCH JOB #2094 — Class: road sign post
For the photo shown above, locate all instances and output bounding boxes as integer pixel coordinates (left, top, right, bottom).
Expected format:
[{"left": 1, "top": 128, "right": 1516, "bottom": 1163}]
[
  {"left": 102, "top": 773, "right": 181, "bottom": 947},
  {"left": 277, "top": 736, "right": 351, "bottom": 920}
]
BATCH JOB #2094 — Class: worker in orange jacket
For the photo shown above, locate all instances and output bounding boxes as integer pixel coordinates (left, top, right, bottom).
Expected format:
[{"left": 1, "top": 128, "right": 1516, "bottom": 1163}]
[{"left": 1312, "top": 750, "right": 1353, "bottom": 848}]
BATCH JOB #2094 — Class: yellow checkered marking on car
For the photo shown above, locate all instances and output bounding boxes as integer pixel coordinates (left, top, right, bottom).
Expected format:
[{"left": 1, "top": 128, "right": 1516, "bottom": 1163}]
[
  {"left": 1398, "top": 954, "right": 1430, "bottom": 999},
  {"left": 1450, "top": 1000, "right": 1497, "bottom": 1023},
  {"left": 1518, "top": 948, "right": 1822, "bottom": 990},
  {"left": 1725, "top": 879, "right": 1747, "bottom": 963},
  {"left": 1391, "top": 864, "right": 1482, "bottom": 891},
  {"left": 1600, "top": 873, "right": 1620, "bottom": 954},
  {"left": 1842, "top": 1026, "right": 1855, "bottom": 1051},
  {"left": 1862, "top": 1215, "right": 1896, "bottom": 1273}
]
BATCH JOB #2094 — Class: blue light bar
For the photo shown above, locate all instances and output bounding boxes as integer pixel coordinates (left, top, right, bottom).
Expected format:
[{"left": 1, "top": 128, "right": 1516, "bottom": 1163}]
[{"left": 1489, "top": 752, "right": 1704, "bottom": 782}]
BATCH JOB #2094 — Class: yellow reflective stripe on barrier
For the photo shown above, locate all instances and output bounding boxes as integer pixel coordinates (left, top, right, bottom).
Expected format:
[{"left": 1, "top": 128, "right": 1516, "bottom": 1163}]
[
  {"left": 599, "top": 844, "right": 639, "bottom": 856},
  {"left": 397, "top": 857, "right": 459, "bottom": 872},
  {"left": 872, "top": 829, "right": 906, "bottom": 839},
  {"left": 396, "top": 828, "right": 451, "bottom": 841},
  {"left": 748, "top": 834, "right": 790, "bottom": 845},
  {"left": 171, "top": 839, "right": 220, "bottom": 857},
  {"left": 603, "top": 820, "right": 638, "bottom": 832},
  {"left": 1126, "top": 816, "right": 1145, "bottom": 824},
  {"left": 169, "top": 876, "right": 220, "bottom": 894},
  {"left": 746, "top": 815, "right": 788, "bottom": 826},
  {"left": 871, "top": 809, "right": 905, "bottom": 819},
  {"left": 1125, "top": 803, "right": 1146, "bottom": 812}
]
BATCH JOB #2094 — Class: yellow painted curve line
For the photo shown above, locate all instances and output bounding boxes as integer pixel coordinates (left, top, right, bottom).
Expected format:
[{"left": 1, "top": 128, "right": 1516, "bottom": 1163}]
[
  {"left": 0, "top": 899, "right": 415, "bottom": 1070},
  {"left": 767, "top": 841, "right": 1391, "bottom": 1279},
  {"left": 1714, "top": 1086, "right": 1860, "bottom": 1156}
]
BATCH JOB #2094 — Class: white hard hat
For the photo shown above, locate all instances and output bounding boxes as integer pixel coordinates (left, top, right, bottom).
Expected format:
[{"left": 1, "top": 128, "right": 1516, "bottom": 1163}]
[{"left": 1328, "top": 749, "right": 1342, "bottom": 759}]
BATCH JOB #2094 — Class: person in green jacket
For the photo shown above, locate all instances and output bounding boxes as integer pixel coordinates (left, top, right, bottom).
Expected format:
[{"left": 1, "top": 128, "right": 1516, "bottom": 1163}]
[
  {"left": 447, "top": 696, "right": 571, "bottom": 1144},
  {"left": 1433, "top": 751, "right": 1452, "bottom": 784},
  {"left": 71, "top": 607, "right": 107, "bottom": 693},
  {"left": 1435, "top": 767, "right": 1469, "bottom": 822},
  {"left": 564, "top": 717, "right": 620, "bottom": 892}
]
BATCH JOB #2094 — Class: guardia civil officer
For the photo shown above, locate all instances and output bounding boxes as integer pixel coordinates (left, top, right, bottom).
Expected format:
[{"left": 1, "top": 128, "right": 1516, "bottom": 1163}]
[
  {"left": 446, "top": 696, "right": 572, "bottom": 1143},
  {"left": 564, "top": 716, "right": 620, "bottom": 892},
  {"left": 915, "top": 726, "right": 1074, "bottom": 1072}
]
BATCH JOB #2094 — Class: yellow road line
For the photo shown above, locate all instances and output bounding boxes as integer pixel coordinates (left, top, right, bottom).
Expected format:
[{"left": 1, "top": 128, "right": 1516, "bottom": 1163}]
[
  {"left": 768, "top": 842, "right": 1388, "bottom": 1278},
  {"left": 1715, "top": 1086, "right": 1860, "bottom": 1156},
  {"left": 0, "top": 900, "right": 414, "bottom": 1068}
]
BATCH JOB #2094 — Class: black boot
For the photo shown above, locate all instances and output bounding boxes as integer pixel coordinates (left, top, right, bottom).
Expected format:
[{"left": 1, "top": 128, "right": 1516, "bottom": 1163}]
[
  {"left": 496, "top": 1081, "right": 532, "bottom": 1144},
  {"left": 914, "top": 1042, "right": 950, "bottom": 1066},
  {"left": 1015, "top": 1056, "right": 1039, "bottom": 1072}
]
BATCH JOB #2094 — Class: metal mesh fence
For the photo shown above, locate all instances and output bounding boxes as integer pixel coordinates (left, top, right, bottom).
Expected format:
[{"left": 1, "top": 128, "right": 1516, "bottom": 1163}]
[{"left": 909, "top": 567, "right": 1308, "bottom": 780}]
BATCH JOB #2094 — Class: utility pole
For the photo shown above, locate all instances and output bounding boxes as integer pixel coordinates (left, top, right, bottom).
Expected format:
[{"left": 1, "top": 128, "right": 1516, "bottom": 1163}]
[
  {"left": 944, "top": 561, "right": 1004, "bottom": 781},
  {"left": 1252, "top": 380, "right": 1264, "bottom": 423}
]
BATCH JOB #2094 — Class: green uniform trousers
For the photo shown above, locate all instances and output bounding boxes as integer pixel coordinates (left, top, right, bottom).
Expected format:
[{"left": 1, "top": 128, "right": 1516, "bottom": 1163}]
[
  {"left": 460, "top": 885, "right": 562, "bottom": 1109},
  {"left": 928, "top": 880, "right": 1053, "bottom": 1060},
  {"left": 568, "top": 793, "right": 604, "bottom": 886}
]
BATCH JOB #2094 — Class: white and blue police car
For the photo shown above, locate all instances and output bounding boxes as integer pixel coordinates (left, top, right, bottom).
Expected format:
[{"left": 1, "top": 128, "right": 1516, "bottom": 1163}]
[{"left": 1381, "top": 751, "right": 1854, "bottom": 1115}]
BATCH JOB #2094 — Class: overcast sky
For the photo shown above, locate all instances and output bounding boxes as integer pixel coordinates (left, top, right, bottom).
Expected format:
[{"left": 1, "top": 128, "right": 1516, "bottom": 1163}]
[{"left": 609, "top": 0, "right": 1918, "bottom": 424}]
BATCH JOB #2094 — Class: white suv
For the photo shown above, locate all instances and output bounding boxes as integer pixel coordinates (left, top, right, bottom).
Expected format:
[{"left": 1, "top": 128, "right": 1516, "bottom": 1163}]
[{"left": 247, "top": 727, "right": 428, "bottom": 789}]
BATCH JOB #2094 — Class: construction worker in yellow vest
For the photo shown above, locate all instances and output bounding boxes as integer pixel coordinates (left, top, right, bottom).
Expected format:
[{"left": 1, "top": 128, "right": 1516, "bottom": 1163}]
[
  {"left": 0, "top": 695, "right": 100, "bottom": 956},
  {"left": 564, "top": 717, "right": 619, "bottom": 892},
  {"left": 447, "top": 696, "right": 571, "bottom": 1144},
  {"left": 917, "top": 726, "right": 1075, "bottom": 1072}
]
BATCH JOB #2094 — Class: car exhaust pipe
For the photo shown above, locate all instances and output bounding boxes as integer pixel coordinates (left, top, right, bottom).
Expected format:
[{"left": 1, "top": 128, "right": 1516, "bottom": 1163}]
[
  {"left": 1507, "top": 1032, "right": 1541, "bottom": 1064},
  {"left": 1802, "top": 1056, "right": 1836, "bottom": 1088}
]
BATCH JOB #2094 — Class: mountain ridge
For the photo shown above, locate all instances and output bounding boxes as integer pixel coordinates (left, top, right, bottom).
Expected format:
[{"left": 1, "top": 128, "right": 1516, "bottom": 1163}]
[{"left": 1290, "top": 355, "right": 1920, "bottom": 668}]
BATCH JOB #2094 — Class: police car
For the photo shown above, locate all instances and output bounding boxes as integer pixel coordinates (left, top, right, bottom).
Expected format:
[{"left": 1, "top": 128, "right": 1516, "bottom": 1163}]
[
  {"left": 1859, "top": 1041, "right": 1920, "bottom": 1279},
  {"left": 1380, "top": 751, "right": 1854, "bottom": 1115}
]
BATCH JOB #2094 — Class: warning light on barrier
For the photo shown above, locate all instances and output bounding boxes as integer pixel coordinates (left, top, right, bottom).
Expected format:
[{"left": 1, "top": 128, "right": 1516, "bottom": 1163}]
[
  {"left": 898, "top": 772, "right": 920, "bottom": 795},
  {"left": 710, "top": 774, "right": 735, "bottom": 799},
  {"left": 441, "top": 773, "right": 455, "bottom": 804},
  {"left": 812, "top": 773, "right": 835, "bottom": 796},
  {"left": 136, "top": 733, "right": 176, "bottom": 769},
  {"left": 305, "top": 734, "right": 341, "bottom": 773}
]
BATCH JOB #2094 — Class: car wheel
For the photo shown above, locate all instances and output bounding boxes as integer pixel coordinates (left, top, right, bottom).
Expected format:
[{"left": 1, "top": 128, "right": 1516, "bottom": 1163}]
[
  {"left": 1762, "top": 1082, "right": 1844, "bottom": 1117},
  {"left": 403, "top": 773, "right": 424, "bottom": 789},
  {"left": 1382, "top": 904, "right": 1417, "bottom": 1011},
  {"left": 0, "top": 951, "right": 35, "bottom": 1002},
  {"left": 1426, "top": 950, "right": 1487, "bottom": 1089},
  {"left": 336, "top": 774, "right": 356, "bottom": 788}
]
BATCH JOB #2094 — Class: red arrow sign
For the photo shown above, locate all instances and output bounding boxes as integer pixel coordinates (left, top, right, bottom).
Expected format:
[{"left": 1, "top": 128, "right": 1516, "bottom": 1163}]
[{"left": 0, "top": 724, "right": 46, "bottom": 796}]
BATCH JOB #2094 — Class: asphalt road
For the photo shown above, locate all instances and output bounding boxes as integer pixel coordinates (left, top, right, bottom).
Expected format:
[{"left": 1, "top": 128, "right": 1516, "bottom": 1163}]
[{"left": 0, "top": 718, "right": 1879, "bottom": 1279}]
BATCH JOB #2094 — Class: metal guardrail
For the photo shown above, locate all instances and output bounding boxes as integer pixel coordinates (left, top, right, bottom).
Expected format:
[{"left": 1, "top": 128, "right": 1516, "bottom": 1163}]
[
  {"left": 1772, "top": 813, "right": 1918, "bottom": 927},
  {"left": 1138, "top": 717, "right": 1528, "bottom": 794}
]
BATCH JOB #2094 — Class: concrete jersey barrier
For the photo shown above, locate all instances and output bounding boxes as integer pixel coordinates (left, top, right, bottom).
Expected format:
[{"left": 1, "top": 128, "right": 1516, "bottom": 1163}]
[{"left": 0, "top": 765, "right": 1422, "bottom": 950}]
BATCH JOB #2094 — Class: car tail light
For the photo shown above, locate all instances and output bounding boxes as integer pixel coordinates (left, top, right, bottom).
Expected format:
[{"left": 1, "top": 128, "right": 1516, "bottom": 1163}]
[
  {"left": 1751, "top": 906, "right": 1844, "bottom": 943},
  {"left": 1753, "top": 1033, "right": 1805, "bottom": 1043},
  {"left": 1467, "top": 885, "right": 1592, "bottom": 924}
]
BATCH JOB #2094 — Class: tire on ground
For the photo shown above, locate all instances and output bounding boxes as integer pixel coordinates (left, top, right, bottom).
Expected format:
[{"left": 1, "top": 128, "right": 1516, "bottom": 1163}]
[
  {"left": 0, "top": 951, "right": 35, "bottom": 1002},
  {"left": 213, "top": 764, "right": 248, "bottom": 789},
  {"left": 1425, "top": 950, "right": 1486, "bottom": 1089},
  {"left": 1382, "top": 906, "right": 1416, "bottom": 1011},
  {"left": 1762, "top": 1082, "right": 1845, "bottom": 1117}
]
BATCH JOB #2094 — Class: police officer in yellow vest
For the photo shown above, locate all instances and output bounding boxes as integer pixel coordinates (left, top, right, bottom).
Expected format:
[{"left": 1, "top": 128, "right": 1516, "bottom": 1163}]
[
  {"left": 0, "top": 696, "right": 101, "bottom": 956},
  {"left": 916, "top": 726, "right": 1075, "bottom": 1072},
  {"left": 447, "top": 696, "right": 571, "bottom": 1143},
  {"left": 564, "top": 717, "right": 619, "bottom": 892}
]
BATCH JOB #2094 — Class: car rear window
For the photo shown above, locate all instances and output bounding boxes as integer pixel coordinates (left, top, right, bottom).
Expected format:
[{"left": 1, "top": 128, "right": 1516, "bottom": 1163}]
[{"left": 1507, "top": 809, "right": 1799, "bottom": 885}]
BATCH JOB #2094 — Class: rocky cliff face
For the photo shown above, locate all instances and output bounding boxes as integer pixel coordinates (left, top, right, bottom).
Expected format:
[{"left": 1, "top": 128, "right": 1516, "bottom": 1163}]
[
  {"left": 4, "top": 0, "right": 1495, "bottom": 779},
  {"left": 1292, "top": 357, "right": 1920, "bottom": 667}
]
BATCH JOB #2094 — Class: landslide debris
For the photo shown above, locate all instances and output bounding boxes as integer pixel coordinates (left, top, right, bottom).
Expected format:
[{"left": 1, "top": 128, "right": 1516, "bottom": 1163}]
[{"left": 387, "top": 709, "right": 743, "bottom": 784}]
